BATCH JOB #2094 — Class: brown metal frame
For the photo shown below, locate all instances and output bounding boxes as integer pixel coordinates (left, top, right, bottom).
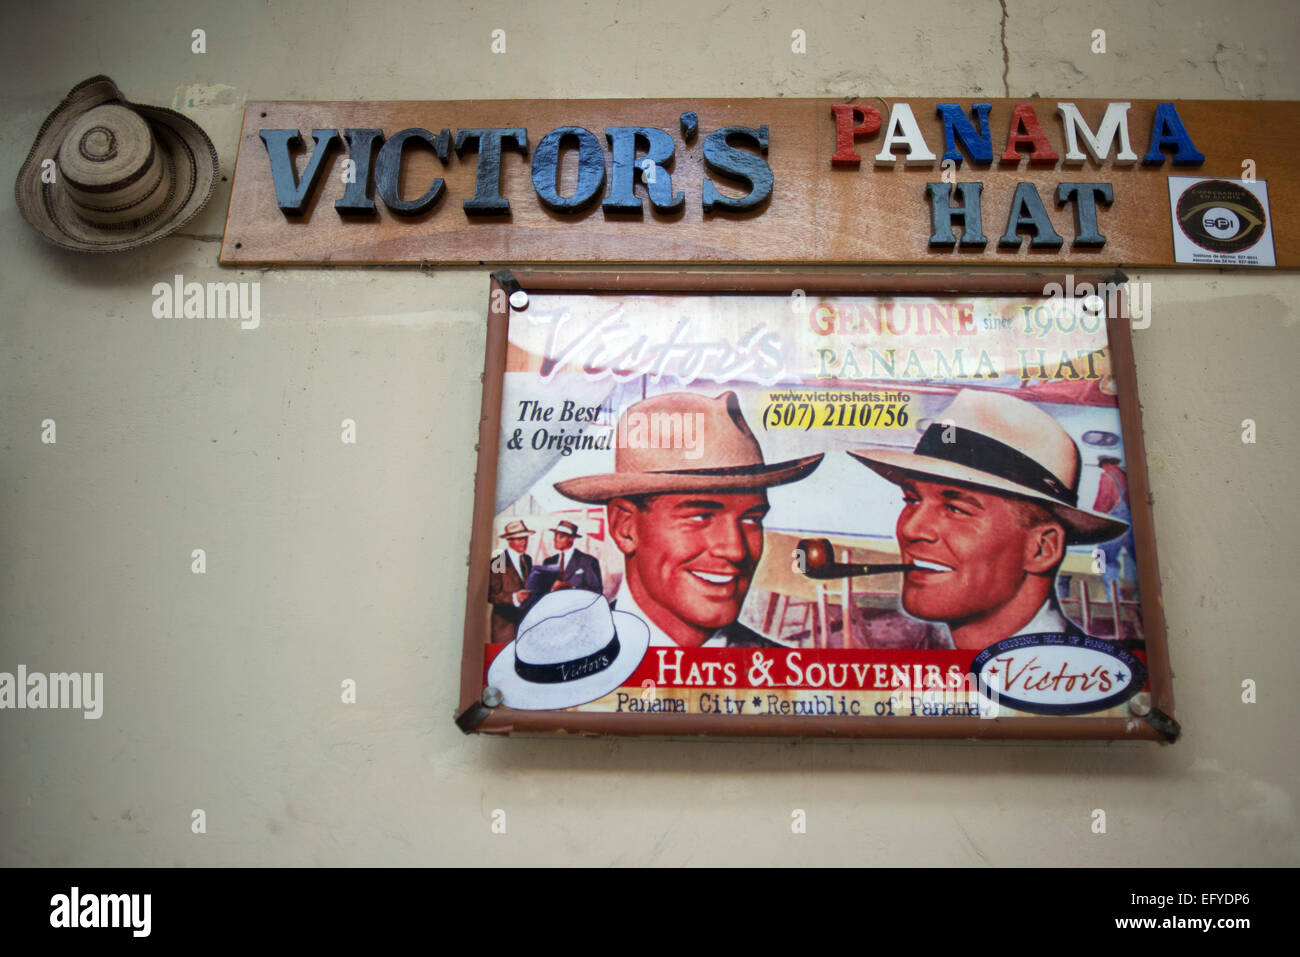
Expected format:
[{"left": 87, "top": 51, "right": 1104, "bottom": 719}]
[{"left": 458, "top": 271, "right": 1175, "bottom": 742}]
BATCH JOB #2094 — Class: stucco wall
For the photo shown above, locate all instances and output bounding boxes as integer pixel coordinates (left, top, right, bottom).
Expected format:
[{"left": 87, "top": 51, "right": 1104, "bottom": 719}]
[{"left": 1, "top": 0, "right": 1296, "bottom": 865}]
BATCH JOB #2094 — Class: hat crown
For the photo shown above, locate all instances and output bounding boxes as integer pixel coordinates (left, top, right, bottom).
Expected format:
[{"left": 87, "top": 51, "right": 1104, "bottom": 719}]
[
  {"left": 79, "top": 127, "right": 116, "bottom": 160},
  {"left": 515, "top": 591, "right": 613, "bottom": 666},
  {"left": 52, "top": 102, "right": 171, "bottom": 227},
  {"left": 615, "top": 390, "right": 760, "bottom": 474},
  {"left": 938, "top": 390, "right": 1080, "bottom": 490},
  {"left": 57, "top": 104, "right": 153, "bottom": 189}
]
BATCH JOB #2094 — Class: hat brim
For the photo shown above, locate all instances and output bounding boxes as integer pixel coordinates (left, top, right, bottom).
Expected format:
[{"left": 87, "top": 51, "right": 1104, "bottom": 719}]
[
  {"left": 554, "top": 453, "right": 825, "bottom": 504},
  {"left": 847, "top": 448, "right": 1129, "bottom": 546},
  {"left": 14, "top": 76, "right": 219, "bottom": 253},
  {"left": 487, "top": 610, "right": 650, "bottom": 710}
]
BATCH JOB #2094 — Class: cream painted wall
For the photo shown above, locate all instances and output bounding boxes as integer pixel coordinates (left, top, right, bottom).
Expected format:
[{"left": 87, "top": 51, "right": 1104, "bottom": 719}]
[{"left": 1, "top": 0, "right": 1296, "bottom": 866}]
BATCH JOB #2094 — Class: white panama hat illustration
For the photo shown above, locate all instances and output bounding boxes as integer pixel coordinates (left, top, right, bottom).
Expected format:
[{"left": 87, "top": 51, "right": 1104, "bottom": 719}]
[{"left": 487, "top": 590, "right": 650, "bottom": 711}]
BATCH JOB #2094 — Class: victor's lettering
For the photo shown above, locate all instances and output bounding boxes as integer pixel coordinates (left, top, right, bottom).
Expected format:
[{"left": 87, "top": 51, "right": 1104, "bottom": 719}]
[
  {"left": 533, "top": 307, "right": 785, "bottom": 384},
  {"left": 263, "top": 118, "right": 773, "bottom": 219}
]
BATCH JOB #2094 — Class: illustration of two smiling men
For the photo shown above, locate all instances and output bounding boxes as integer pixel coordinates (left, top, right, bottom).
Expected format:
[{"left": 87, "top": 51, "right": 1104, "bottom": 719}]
[{"left": 489, "top": 388, "right": 1130, "bottom": 710}]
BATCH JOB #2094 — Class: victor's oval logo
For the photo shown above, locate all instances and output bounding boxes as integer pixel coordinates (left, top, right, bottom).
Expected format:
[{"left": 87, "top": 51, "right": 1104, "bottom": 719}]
[
  {"left": 972, "top": 633, "right": 1146, "bottom": 716},
  {"left": 1175, "top": 180, "right": 1266, "bottom": 254}
]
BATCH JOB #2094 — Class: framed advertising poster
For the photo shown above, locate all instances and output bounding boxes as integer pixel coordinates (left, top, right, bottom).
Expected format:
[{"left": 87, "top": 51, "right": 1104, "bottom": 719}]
[{"left": 457, "top": 272, "right": 1178, "bottom": 742}]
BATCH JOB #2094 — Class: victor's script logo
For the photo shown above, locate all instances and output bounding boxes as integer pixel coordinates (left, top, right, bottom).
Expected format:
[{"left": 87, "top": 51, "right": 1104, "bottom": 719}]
[
  {"left": 531, "top": 307, "right": 784, "bottom": 385},
  {"left": 971, "top": 633, "right": 1145, "bottom": 716}
]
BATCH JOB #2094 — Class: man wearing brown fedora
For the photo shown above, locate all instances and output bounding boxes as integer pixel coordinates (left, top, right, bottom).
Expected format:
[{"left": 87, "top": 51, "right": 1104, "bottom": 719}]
[
  {"left": 488, "top": 520, "right": 535, "bottom": 643},
  {"left": 847, "top": 390, "right": 1129, "bottom": 652},
  {"left": 555, "top": 391, "right": 823, "bottom": 648}
]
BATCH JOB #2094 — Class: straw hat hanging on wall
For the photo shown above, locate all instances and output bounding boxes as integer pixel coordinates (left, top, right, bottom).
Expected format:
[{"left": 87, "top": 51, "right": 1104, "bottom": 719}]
[{"left": 14, "top": 75, "right": 219, "bottom": 253}]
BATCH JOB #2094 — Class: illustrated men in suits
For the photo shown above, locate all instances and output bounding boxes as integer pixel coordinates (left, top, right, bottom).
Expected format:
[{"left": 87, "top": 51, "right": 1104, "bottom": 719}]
[
  {"left": 846, "top": 390, "right": 1129, "bottom": 652},
  {"left": 488, "top": 520, "right": 534, "bottom": 643},
  {"left": 555, "top": 391, "right": 823, "bottom": 648},
  {"left": 538, "top": 520, "right": 603, "bottom": 596}
]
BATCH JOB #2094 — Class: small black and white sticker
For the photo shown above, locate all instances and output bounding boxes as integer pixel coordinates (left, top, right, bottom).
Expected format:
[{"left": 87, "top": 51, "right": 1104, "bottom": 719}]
[{"left": 1168, "top": 177, "right": 1275, "bottom": 266}]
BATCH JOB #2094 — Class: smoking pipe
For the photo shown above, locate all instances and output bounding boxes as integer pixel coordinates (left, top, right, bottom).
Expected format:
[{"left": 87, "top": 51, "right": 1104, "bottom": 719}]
[{"left": 795, "top": 538, "right": 915, "bottom": 580}]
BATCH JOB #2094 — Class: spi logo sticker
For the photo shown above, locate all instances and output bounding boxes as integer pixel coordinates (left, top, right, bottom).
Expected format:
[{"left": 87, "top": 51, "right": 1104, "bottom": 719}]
[
  {"left": 971, "top": 633, "right": 1146, "bottom": 716},
  {"left": 1168, "top": 177, "right": 1275, "bottom": 266}
]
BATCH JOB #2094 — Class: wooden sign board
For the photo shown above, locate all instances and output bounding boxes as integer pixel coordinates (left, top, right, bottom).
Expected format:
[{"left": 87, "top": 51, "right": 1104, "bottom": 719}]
[
  {"left": 220, "top": 98, "right": 1298, "bottom": 267},
  {"left": 456, "top": 271, "right": 1177, "bottom": 741}
]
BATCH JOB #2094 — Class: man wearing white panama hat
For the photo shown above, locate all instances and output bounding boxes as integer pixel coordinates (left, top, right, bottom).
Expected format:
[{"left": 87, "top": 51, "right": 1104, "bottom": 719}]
[
  {"left": 847, "top": 389, "right": 1130, "bottom": 652},
  {"left": 556, "top": 391, "right": 824, "bottom": 649}
]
